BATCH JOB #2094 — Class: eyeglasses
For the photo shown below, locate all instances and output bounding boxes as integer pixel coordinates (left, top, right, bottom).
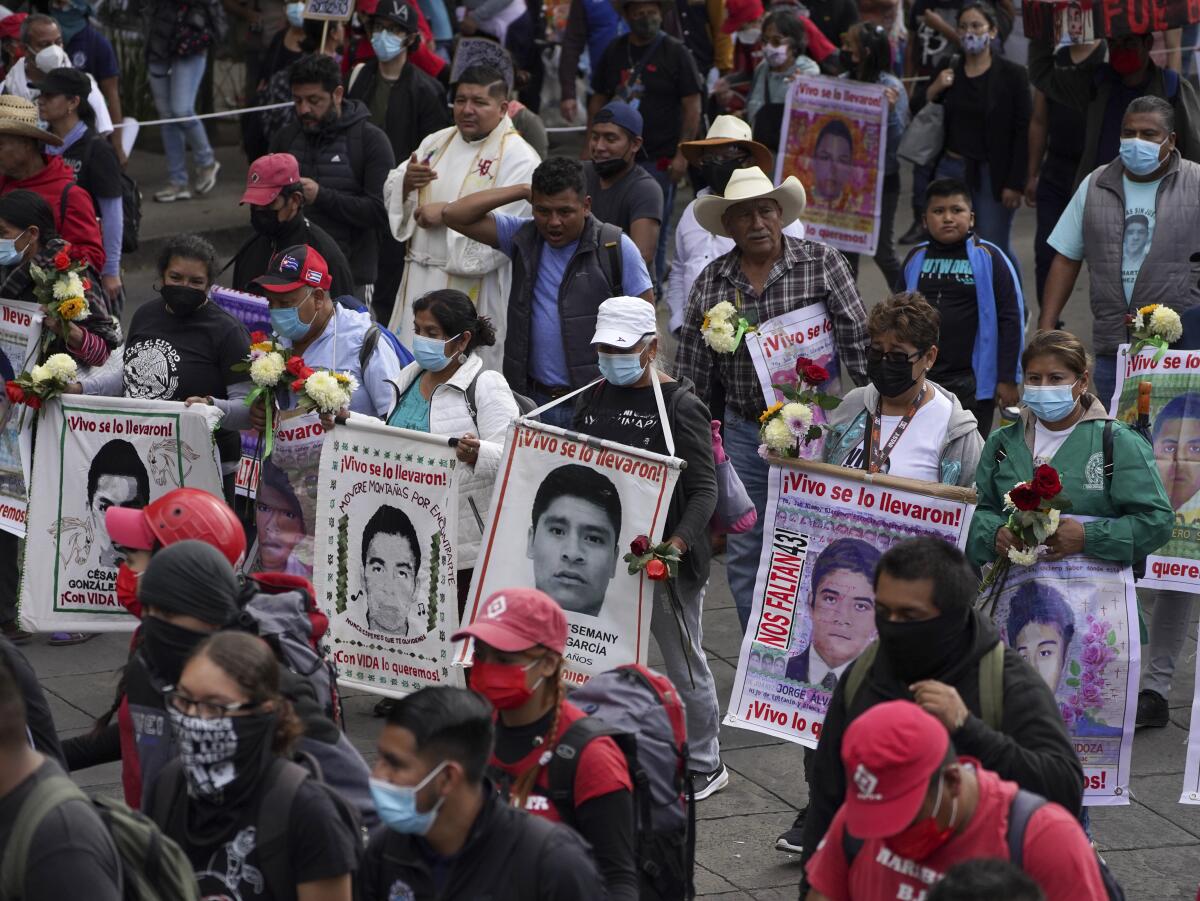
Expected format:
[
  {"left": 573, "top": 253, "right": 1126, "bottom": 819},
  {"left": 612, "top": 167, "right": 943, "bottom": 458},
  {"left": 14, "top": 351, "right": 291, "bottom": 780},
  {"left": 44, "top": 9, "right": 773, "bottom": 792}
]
[
  {"left": 867, "top": 347, "right": 923, "bottom": 365},
  {"left": 164, "top": 686, "right": 262, "bottom": 719}
]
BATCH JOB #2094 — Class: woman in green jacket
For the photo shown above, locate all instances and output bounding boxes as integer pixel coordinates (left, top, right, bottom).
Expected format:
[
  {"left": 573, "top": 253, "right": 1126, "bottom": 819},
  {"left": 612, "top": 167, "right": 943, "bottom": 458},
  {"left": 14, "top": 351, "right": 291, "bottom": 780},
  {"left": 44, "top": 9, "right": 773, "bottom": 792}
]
[{"left": 967, "top": 330, "right": 1173, "bottom": 570}]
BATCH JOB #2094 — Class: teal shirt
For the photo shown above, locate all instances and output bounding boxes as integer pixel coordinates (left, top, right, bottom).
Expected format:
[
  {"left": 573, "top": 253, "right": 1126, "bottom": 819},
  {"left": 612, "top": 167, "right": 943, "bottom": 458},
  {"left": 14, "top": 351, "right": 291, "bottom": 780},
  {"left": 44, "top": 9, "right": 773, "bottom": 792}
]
[{"left": 387, "top": 381, "right": 431, "bottom": 432}]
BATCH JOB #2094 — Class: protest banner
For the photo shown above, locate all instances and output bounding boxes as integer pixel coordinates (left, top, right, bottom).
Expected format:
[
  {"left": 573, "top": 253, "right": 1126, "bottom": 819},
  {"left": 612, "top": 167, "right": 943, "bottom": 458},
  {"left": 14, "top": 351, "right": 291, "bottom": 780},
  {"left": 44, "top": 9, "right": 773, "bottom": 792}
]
[
  {"left": 211, "top": 286, "right": 271, "bottom": 497},
  {"left": 460, "top": 418, "right": 683, "bottom": 684},
  {"left": 1110, "top": 346, "right": 1200, "bottom": 594},
  {"left": 985, "top": 555, "right": 1139, "bottom": 805},
  {"left": 303, "top": 0, "right": 355, "bottom": 20},
  {"left": 1023, "top": 0, "right": 1199, "bottom": 39},
  {"left": 253, "top": 409, "right": 324, "bottom": 578},
  {"left": 0, "top": 299, "right": 42, "bottom": 537},
  {"left": 1180, "top": 629, "right": 1200, "bottom": 803},
  {"left": 745, "top": 304, "right": 841, "bottom": 404},
  {"left": 725, "top": 458, "right": 974, "bottom": 747},
  {"left": 777, "top": 75, "right": 887, "bottom": 256},
  {"left": 313, "top": 415, "right": 462, "bottom": 697},
  {"left": 19, "top": 395, "right": 223, "bottom": 632}
]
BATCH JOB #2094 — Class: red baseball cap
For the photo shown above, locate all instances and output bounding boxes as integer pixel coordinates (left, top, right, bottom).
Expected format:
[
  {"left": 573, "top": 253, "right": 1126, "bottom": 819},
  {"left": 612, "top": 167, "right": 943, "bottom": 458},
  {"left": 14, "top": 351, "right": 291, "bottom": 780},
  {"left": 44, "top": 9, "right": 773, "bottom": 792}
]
[
  {"left": 241, "top": 153, "right": 300, "bottom": 206},
  {"left": 722, "top": 0, "right": 764, "bottom": 33},
  {"left": 840, "top": 701, "right": 951, "bottom": 839},
  {"left": 452, "top": 588, "right": 567, "bottom": 656},
  {"left": 252, "top": 245, "right": 332, "bottom": 293},
  {"left": 0, "top": 13, "right": 27, "bottom": 41}
]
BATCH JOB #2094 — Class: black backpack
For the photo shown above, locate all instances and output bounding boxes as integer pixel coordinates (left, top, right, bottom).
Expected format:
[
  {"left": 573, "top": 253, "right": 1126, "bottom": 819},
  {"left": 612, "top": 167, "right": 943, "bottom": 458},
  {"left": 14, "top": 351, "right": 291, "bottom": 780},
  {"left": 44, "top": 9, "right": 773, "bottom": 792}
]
[{"left": 67, "top": 139, "right": 143, "bottom": 254}]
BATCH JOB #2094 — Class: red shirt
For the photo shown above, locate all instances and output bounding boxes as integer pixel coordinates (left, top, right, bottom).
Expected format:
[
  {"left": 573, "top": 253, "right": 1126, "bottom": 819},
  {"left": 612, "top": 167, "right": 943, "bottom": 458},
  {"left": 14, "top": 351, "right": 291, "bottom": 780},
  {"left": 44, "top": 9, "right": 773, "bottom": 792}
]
[
  {"left": 490, "top": 701, "right": 633, "bottom": 821},
  {"left": 806, "top": 763, "right": 1107, "bottom": 901}
]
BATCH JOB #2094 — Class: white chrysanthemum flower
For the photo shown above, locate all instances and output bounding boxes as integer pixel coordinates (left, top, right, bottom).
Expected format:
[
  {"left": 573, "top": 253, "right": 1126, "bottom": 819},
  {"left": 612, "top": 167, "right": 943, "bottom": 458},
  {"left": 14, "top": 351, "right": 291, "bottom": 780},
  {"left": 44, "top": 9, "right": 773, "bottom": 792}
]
[
  {"left": 1131, "top": 312, "right": 1145, "bottom": 332},
  {"left": 1046, "top": 507, "right": 1061, "bottom": 535},
  {"left": 304, "top": 370, "right": 351, "bottom": 412},
  {"left": 52, "top": 279, "right": 75, "bottom": 300},
  {"left": 1149, "top": 305, "right": 1183, "bottom": 343},
  {"left": 1008, "top": 545, "right": 1038, "bottom": 566},
  {"left": 249, "top": 352, "right": 286, "bottom": 387},
  {"left": 705, "top": 301, "right": 737, "bottom": 321},
  {"left": 763, "top": 416, "right": 794, "bottom": 452},
  {"left": 43, "top": 353, "right": 77, "bottom": 382},
  {"left": 705, "top": 319, "right": 739, "bottom": 353},
  {"left": 781, "top": 402, "right": 813, "bottom": 437},
  {"left": 1002, "top": 491, "right": 1016, "bottom": 512},
  {"left": 30, "top": 363, "right": 50, "bottom": 385}
]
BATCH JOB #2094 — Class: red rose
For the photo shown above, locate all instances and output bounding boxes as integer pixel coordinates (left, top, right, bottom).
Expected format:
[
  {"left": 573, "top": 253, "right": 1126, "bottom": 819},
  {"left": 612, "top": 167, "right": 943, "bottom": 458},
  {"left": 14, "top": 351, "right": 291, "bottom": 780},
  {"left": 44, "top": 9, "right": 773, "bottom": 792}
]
[
  {"left": 250, "top": 330, "right": 269, "bottom": 344},
  {"left": 285, "top": 356, "right": 309, "bottom": 378},
  {"left": 793, "top": 356, "right": 813, "bottom": 375},
  {"left": 53, "top": 252, "right": 71, "bottom": 271},
  {"left": 630, "top": 534, "right": 651, "bottom": 556},
  {"left": 290, "top": 377, "right": 306, "bottom": 393},
  {"left": 1031, "top": 464, "right": 1062, "bottom": 499},
  {"left": 802, "top": 363, "right": 830, "bottom": 385},
  {"left": 25, "top": 395, "right": 41, "bottom": 410},
  {"left": 4, "top": 381, "right": 23, "bottom": 405},
  {"left": 646, "top": 559, "right": 669, "bottom": 581},
  {"left": 81, "top": 278, "right": 91, "bottom": 290},
  {"left": 1124, "top": 312, "right": 1136, "bottom": 329},
  {"left": 1009, "top": 483, "right": 1041, "bottom": 511}
]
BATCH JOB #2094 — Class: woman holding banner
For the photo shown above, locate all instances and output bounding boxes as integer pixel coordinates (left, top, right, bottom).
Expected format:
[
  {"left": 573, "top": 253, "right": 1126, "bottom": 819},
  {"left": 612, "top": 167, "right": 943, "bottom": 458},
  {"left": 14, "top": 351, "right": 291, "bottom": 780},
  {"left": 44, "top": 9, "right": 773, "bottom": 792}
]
[
  {"left": 967, "top": 330, "right": 1173, "bottom": 573},
  {"left": 823, "top": 292, "right": 984, "bottom": 486},
  {"left": 746, "top": 10, "right": 819, "bottom": 154}
]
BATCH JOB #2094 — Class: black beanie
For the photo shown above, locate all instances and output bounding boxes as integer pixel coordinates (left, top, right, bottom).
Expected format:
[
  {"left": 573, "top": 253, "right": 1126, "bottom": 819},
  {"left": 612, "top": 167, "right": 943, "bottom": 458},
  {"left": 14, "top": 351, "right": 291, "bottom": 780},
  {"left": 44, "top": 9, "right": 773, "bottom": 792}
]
[{"left": 138, "top": 540, "right": 240, "bottom": 626}]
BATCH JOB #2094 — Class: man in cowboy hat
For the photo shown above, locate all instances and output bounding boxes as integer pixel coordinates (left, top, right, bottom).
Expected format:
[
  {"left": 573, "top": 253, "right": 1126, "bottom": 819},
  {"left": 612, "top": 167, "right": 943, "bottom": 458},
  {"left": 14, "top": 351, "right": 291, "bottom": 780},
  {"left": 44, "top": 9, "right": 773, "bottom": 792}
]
[
  {"left": 675, "top": 165, "right": 868, "bottom": 634},
  {"left": 666, "top": 114, "right": 805, "bottom": 333},
  {"left": 0, "top": 93, "right": 104, "bottom": 271}
]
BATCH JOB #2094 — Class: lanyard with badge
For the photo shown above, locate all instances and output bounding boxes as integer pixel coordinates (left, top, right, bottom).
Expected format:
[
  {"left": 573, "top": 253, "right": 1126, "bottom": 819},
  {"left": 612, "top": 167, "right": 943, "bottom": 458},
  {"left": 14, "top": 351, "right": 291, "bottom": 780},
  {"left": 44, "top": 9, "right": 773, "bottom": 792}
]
[{"left": 863, "top": 385, "right": 926, "bottom": 474}]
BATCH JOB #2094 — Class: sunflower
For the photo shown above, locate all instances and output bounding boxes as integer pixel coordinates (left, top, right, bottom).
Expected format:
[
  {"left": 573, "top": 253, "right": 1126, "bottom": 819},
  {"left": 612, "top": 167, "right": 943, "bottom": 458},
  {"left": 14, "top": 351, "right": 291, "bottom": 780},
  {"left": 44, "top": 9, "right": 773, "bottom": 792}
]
[
  {"left": 759, "top": 401, "right": 784, "bottom": 424},
  {"left": 57, "top": 296, "right": 88, "bottom": 321}
]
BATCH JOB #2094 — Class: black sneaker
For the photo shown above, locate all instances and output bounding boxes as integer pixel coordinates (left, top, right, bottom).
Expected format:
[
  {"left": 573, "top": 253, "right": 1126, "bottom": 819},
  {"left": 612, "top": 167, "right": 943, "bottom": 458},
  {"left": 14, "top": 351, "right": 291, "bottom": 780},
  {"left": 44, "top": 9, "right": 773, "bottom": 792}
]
[
  {"left": 1136, "top": 689, "right": 1169, "bottom": 729},
  {"left": 775, "top": 804, "right": 807, "bottom": 853},
  {"left": 898, "top": 220, "right": 927, "bottom": 244},
  {"left": 688, "top": 763, "right": 729, "bottom": 801}
]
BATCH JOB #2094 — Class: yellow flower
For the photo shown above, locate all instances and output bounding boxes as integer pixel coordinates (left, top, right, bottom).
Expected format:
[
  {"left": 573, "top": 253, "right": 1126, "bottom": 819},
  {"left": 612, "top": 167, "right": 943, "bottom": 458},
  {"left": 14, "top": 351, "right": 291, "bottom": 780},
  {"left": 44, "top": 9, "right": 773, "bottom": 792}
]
[
  {"left": 1138, "top": 304, "right": 1159, "bottom": 317},
  {"left": 333, "top": 372, "right": 351, "bottom": 385},
  {"left": 250, "top": 340, "right": 274, "bottom": 353},
  {"left": 57, "top": 296, "right": 87, "bottom": 321},
  {"left": 701, "top": 315, "right": 711, "bottom": 331},
  {"left": 759, "top": 401, "right": 784, "bottom": 424}
]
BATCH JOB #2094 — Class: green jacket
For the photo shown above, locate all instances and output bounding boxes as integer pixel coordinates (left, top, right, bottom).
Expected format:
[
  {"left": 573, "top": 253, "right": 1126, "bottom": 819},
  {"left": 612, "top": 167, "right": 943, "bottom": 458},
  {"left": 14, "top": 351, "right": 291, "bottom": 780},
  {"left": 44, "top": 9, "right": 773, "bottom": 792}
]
[{"left": 966, "top": 396, "right": 1173, "bottom": 569}]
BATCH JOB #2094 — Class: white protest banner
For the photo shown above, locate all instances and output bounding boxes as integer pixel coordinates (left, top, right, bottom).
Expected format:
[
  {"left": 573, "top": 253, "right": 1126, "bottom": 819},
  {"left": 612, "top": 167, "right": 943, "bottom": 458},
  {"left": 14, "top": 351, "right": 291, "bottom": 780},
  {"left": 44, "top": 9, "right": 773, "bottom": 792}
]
[
  {"left": 313, "top": 416, "right": 462, "bottom": 697},
  {"left": 460, "top": 419, "right": 683, "bottom": 685},
  {"left": 1110, "top": 345, "right": 1200, "bottom": 594},
  {"left": 725, "top": 458, "right": 974, "bottom": 747},
  {"left": 1180, "top": 627, "right": 1200, "bottom": 803},
  {"left": 20, "top": 395, "right": 223, "bottom": 632},
  {"left": 745, "top": 304, "right": 841, "bottom": 405},
  {"left": 985, "top": 555, "right": 1139, "bottom": 805},
  {"left": 0, "top": 299, "right": 42, "bottom": 536},
  {"left": 253, "top": 410, "right": 326, "bottom": 578},
  {"left": 777, "top": 75, "right": 888, "bottom": 255},
  {"left": 303, "top": 0, "right": 355, "bottom": 20},
  {"left": 210, "top": 286, "right": 270, "bottom": 498}
]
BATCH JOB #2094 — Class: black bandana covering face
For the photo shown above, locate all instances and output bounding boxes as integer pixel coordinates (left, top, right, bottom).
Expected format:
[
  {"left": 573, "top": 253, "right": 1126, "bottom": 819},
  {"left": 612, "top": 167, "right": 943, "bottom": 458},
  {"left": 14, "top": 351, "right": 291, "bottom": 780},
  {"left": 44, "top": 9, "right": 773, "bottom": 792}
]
[{"left": 168, "top": 706, "right": 276, "bottom": 804}]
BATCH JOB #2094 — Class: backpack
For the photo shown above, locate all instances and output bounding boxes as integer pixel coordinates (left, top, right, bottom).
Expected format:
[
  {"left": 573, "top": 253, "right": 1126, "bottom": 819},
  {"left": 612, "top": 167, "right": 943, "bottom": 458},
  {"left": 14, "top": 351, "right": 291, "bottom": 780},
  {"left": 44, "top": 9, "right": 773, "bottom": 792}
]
[
  {"left": 840, "top": 788, "right": 1124, "bottom": 900},
  {"left": 843, "top": 640, "right": 1005, "bottom": 730},
  {"left": 546, "top": 664, "right": 695, "bottom": 900},
  {"left": 1, "top": 774, "right": 199, "bottom": 901},
  {"left": 334, "top": 295, "right": 415, "bottom": 377},
  {"left": 595, "top": 221, "right": 624, "bottom": 296},
  {"left": 153, "top": 754, "right": 367, "bottom": 901},
  {"left": 464, "top": 369, "right": 539, "bottom": 419},
  {"left": 66, "top": 140, "right": 143, "bottom": 253}
]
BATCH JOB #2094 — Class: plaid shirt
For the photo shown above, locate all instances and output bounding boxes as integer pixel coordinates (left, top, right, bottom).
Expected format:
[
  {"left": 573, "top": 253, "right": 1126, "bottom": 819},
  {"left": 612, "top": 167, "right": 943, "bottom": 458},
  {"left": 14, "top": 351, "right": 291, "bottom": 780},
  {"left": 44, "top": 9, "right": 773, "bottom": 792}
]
[{"left": 675, "top": 235, "right": 870, "bottom": 421}]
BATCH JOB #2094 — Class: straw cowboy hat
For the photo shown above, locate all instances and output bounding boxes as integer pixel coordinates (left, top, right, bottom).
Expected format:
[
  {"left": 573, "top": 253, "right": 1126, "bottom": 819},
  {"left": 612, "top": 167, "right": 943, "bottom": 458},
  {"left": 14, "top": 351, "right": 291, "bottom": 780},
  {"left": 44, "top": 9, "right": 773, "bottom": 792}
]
[
  {"left": 0, "top": 96, "right": 61, "bottom": 146},
  {"left": 680, "top": 115, "right": 774, "bottom": 173},
  {"left": 694, "top": 166, "right": 806, "bottom": 237}
]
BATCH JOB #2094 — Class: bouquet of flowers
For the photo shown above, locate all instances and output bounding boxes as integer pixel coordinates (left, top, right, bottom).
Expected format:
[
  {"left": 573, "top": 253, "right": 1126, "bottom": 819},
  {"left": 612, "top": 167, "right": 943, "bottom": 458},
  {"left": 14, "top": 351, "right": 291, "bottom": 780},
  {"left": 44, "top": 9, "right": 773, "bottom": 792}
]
[
  {"left": 295, "top": 368, "right": 357, "bottom": 415},
  {"left": 980, "top": 464, "right": 1070, "bottom": 595},
  {"left": 5, "top": 353, "right": 78, "bottom": 427},
  {"left": 1126, "top": 303, "right": 1183, "bottom": 363},
  {"left": 701, "top": 300, "right": 754, "bottom": 353},
  {"left": 1059, "top": 614, "right": 1120, "bottom": 731},
  {"left": 30, "top": 246, "right": 91, "bottom": 354},
  {"left": 757, "top": 356, "right": 841, "bottom": 459}
]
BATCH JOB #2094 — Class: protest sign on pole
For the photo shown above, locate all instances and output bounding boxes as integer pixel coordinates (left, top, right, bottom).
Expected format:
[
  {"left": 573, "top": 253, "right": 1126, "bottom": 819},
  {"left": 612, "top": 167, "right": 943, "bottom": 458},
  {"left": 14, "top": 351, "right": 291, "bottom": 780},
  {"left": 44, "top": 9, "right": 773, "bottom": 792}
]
[
  {"left": 1022, "top": 0, "right": 1198, "bottom": 39},
  {"left": 777, "top": 75, "right": 887, "bottom": 256},
  {"left": 211, "top": 286, "right": 270, "bottom": 497},
  {"left": 460, "top": 418, "right": 683, "bottom": 685},
  {"left": 313, "top": 415, "right": 462, "bottom": 697},
  {"left": 19, "top": 395, "right": 224, "bottom": 632},
  {"left": 1110, "top": 346, "right": 1200, "bottom": 594},
  {"left": 0, "top": 299, "right": 42, "bottom": 536},
  {"left": 253, "top": 409, "right": 324, "bottom": 578},
  {"left": 985, "top": 555, "right": 1139, "bottom": 805},
  {"left": 1180, "top": 629, "right": 1200, "bottom": 803},
  {"left": 725, "top": 458, "right": 974, "bottom": 747}
]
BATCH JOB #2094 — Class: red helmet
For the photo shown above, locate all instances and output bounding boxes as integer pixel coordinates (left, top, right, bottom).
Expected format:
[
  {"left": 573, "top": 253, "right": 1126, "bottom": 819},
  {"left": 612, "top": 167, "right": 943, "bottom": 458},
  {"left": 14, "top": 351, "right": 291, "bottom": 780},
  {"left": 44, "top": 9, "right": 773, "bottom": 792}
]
[{"left": 142, "top": 488, "right": 246, "bottom": 568}]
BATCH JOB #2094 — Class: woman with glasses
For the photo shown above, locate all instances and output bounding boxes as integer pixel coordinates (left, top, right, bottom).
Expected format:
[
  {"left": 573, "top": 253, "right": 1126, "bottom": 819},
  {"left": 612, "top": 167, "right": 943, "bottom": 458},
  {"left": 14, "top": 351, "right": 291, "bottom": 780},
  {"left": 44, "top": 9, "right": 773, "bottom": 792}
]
[
  {"left": 839, "top": 22, "right": 908, "bottom": 291},
  {"left": 924, "top": 0, "right": 1030, "bottom": 265},
  {"left": 823, "top": 292, "right": 984, "bottom": 486},
  {"left": 746, "top": 10, "right": 819, "bottom": 154},
  {"left": 147, "top": 630, "right": 359, "bottom": 901}
]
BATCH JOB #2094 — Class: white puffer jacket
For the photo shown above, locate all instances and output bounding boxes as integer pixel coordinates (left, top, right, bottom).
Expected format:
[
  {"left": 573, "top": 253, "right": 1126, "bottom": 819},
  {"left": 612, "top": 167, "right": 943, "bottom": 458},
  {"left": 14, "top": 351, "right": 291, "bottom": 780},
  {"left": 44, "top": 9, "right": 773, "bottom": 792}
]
[{"left": 386, "top": 354, "right": 519, "bottom": 568}]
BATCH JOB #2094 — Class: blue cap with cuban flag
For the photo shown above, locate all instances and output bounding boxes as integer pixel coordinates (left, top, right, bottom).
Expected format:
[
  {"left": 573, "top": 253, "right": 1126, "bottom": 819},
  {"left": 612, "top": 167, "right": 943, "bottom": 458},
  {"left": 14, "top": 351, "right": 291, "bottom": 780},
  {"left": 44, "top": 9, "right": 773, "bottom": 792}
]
[{"left": 253, "top": 244, "right": 332, "bottom": 293}]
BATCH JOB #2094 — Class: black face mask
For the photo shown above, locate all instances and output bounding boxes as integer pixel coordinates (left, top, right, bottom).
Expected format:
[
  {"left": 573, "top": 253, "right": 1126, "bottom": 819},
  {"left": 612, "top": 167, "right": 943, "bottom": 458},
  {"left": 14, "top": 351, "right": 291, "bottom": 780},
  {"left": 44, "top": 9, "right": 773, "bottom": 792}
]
[
  {"left": 161, "top": 284, "right": 208, "bottom": 317},
  {"left": 593, "top": 157, "right": 630, "bottom": 179},
  {"left": 140, "top": 616, "right": 209, "bottom": 684},
  {"left": 250, "top": 204, "right": 290, "bottom": 239},
  {"left": 875, "top": 608, "right": 971, "bottom": 684},
  {"left": 702, "top": 158, "right": 745, "bottom": 195},
  {"left": 168, "top": 705, "right": 277, "bottom": 804},
  {"left": 867, "top": 356, "right": 919, "bottom": 399}
]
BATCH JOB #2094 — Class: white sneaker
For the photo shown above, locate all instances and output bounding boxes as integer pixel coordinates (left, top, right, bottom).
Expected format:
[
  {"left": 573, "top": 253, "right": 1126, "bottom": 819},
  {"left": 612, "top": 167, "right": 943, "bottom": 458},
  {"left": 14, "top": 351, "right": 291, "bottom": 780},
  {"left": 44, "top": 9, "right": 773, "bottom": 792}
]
[
  {"left": 154, "top": 183, "right": 192, "bottom": 203},
  {"left": 194, "top": 161, "right": 220, "bottom": 195},
  {"left": 689, "top": 762, "right": 729, "bottom": 801}
]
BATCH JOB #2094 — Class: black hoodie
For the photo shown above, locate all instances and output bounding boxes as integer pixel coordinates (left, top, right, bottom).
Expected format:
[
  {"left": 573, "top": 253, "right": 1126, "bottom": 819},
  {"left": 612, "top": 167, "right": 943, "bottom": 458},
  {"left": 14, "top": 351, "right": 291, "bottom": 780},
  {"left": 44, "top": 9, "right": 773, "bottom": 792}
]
[
  {"left": 271, "top": 98, "right": 397, "bottom": 285},
  {"left": 799, "top": 609, "right": 1085, "bottom": 870},
  {"left": 233, "top": 214, "right": 355, "bottom": 301}
]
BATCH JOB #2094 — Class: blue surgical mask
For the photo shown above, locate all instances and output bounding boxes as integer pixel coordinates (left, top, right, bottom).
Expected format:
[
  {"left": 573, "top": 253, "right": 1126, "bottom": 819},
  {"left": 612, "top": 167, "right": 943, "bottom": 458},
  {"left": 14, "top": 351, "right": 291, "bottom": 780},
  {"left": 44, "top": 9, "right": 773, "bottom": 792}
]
[
  {"left": 369, "top": 762, "right": 447, "bottom": 834},
  {"left": 286, "top": 2, "right": 305, "bottom": 27},
  {"left": 371, "top": 30, "right": 407, "bottom": 62},
  {"left": 413, "top": 333, "right": 461, "bottom": 372},
  {"left": 1119, "top": 136, "right": 1167, "bottom": 176},
  {"left": 0, "top": 229, "right": 27, "bottom": 266},
  {"left": 960, "top": 31, "right": 990, "bottom": 55},
  {"left": 1023, "top": 381, "right": 1079, "bottom": 423},
  {"left": 269, "top": 291, "right": 316, "bottom": 341},
  {"left": 597, "top": 349, "right": 647, "bottom": 386}
]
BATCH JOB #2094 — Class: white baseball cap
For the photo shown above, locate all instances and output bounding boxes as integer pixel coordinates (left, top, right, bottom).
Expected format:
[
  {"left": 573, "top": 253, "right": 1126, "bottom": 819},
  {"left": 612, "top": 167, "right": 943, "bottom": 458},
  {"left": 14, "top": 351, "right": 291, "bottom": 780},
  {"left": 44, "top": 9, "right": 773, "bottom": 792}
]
[{"left": 591, "top": 296, "right": 657, "bottom": 348}]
